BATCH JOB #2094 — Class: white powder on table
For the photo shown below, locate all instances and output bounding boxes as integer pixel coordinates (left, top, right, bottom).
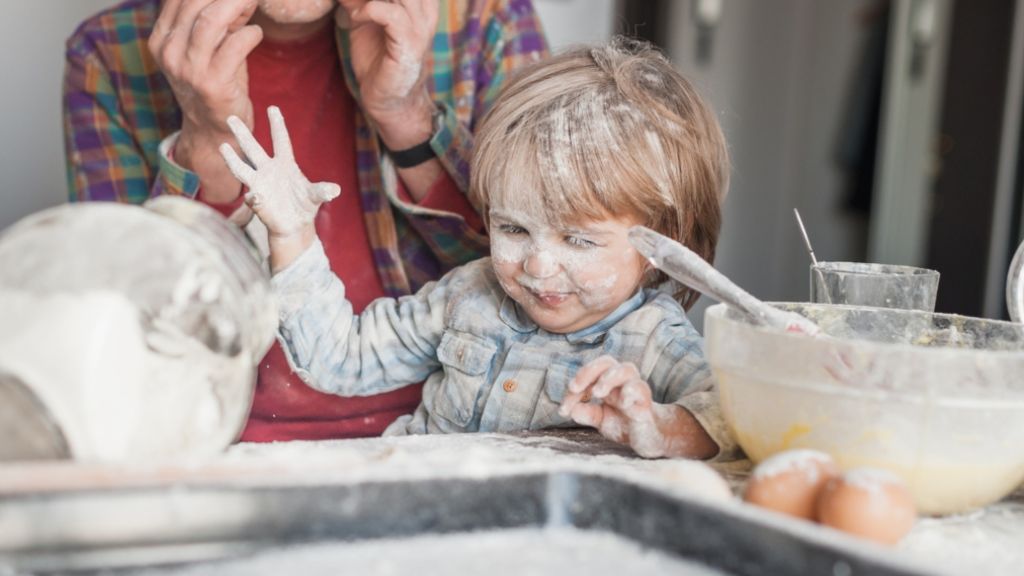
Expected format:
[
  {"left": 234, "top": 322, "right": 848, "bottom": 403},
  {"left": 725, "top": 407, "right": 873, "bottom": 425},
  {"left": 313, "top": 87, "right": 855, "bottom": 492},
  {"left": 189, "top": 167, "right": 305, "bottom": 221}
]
[{"left": 125, "top": 528, "right": 729, "bottom": 576}]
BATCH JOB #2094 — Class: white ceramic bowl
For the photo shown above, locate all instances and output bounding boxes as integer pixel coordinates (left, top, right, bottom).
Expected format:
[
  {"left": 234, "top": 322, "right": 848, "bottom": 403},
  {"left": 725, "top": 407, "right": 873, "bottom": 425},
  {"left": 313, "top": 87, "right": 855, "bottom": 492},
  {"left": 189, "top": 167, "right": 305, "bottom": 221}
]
[{"left": 705, "top": 302, "right": 1024, "bottom": 514}]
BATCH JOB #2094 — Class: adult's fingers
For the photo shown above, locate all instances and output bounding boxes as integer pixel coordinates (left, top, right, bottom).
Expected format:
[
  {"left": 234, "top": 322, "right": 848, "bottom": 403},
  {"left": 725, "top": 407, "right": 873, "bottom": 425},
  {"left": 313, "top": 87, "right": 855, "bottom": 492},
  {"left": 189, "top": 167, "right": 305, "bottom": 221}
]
[
  {"left": 226, "top": 115, "right": 271, "bottom": 167},
  {"left": 160, "top": 0, "right": 220, "bottom": 71},
  {"left": 209, "top": 24, "right": 263, "bottom": 81},
  {"left": 229, "top": 0, "right": 258, "bottom": 31},
  {"left": 186, "top": 0, "right": 258, "bottom": 72},
  {"left": 150, "top": 0, "right": 187, "bottom": 50},
  {"left": 218, "top": 143, "right": 256, "bottom": 186},
  {"left": 399, "top": 0, "right": 438, "bottom": 32},
  {"left": 338, "top": 0, "right": 370, "bottom": 16},
  {"left": 351, "top": 1, "right": 413, "bottom": 41},
  {"left": 267, "top": 106, "right": 294, "bottom": 160}
]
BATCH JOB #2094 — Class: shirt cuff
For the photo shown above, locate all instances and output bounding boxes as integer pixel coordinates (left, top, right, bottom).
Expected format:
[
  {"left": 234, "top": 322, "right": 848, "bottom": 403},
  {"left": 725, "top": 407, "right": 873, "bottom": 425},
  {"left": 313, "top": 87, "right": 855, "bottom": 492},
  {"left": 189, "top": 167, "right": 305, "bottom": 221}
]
[
  {"left": 396, "top": 172, "right": 484, "bottom": 232},
  {"left": 164, "top": 131, "right": 250, "bottom": 221},
  {"left": 157, "top": 131, "right": 201, "bottom": 198},
  {"left": 428, "top": 101, "right": 471, "bottom": 192}
]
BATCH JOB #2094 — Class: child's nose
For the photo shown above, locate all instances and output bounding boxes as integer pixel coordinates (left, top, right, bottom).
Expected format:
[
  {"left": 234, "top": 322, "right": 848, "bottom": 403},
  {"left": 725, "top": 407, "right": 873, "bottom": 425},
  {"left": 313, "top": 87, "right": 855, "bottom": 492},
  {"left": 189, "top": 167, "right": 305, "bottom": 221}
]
[{"left": 523, "top": 250, "right": 559, "bottom": 278}]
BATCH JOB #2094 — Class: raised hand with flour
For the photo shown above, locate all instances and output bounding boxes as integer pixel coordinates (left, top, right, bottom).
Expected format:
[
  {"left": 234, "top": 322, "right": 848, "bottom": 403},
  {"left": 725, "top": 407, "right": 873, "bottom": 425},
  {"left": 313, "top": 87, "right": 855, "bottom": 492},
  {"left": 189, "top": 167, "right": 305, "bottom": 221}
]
[{"left": 219, "top": 106, "right": 341, "bottom": 273}]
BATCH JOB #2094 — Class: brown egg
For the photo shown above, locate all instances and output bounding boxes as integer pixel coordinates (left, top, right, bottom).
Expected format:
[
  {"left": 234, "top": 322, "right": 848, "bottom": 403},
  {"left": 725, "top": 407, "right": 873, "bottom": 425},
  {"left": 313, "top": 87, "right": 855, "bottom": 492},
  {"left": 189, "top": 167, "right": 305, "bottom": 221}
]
[
  {"left": 743, "top": 449, "right": 840, "bottom": 520},
  {"left": 816, "top": 468, "right": 917, "bottom": 545}
]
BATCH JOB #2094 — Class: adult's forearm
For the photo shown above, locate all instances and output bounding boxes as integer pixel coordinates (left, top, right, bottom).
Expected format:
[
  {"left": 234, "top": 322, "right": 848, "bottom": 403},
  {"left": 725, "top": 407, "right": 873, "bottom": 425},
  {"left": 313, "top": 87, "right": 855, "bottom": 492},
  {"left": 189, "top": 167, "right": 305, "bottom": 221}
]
[{"left": 374, "top": 91, "right": 446, "bottom": 202}]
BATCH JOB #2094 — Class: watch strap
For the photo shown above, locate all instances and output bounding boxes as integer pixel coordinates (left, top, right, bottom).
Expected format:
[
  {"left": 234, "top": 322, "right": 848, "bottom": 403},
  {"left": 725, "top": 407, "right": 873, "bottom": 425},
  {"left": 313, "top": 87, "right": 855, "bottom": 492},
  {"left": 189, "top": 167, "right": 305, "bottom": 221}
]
[{"left": 381, "top": 136, "right": 436, "bottom": 169}]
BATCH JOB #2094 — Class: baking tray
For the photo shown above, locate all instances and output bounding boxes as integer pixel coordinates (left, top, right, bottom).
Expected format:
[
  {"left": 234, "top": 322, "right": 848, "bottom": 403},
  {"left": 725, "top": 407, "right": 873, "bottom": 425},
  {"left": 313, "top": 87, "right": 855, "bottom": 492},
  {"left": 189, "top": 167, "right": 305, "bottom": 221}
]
[{"left": 0, "top": 471, "right": 934, "bottom": 575}]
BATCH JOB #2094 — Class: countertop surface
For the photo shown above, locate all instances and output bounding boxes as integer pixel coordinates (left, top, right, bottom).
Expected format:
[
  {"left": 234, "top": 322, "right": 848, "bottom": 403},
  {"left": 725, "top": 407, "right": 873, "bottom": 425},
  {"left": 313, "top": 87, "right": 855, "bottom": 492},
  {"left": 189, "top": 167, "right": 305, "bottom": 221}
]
[{"left": 1, "top": 430, "right": 1021, "bottom": 575}]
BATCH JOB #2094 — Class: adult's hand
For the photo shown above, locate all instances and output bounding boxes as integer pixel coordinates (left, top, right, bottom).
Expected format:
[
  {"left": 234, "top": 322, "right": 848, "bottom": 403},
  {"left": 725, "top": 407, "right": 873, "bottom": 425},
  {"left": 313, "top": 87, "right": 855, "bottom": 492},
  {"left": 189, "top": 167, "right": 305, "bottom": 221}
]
[
  {"left": 341, "top": 0, "right": 439, "bottom": 151},
  {"left": 149, "top": 0, "right": 263, "bottom": 204}
]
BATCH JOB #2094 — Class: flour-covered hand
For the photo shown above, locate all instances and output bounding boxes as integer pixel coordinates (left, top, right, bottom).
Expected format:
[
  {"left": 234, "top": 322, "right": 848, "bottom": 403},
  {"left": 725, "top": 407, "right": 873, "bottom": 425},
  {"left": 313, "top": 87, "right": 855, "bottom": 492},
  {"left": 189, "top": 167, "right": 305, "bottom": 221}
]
[
  {"left": 219, "top": 106, "right": 341, "bottom": 239},
  {"left": 559, "top": 355, "right": 719, "bottom": 459},
  {"left": 558, "top": 355, "right": 664, "bottom": 457}
]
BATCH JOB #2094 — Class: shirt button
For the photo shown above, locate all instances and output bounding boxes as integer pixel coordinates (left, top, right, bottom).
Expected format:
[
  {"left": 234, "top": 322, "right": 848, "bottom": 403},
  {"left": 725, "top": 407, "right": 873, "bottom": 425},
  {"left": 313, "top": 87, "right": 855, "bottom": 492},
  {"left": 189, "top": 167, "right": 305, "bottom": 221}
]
[{"left": 502, "top": 379, "right": 517, "bottom": 393}]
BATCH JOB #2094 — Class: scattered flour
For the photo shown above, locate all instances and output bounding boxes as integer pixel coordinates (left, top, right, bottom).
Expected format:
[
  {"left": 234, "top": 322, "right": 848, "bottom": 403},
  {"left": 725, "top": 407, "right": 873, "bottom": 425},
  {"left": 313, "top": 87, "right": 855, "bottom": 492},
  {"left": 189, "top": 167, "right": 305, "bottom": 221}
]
[{"left": 124, "top": 528, "right": 729, "bottom": 576}]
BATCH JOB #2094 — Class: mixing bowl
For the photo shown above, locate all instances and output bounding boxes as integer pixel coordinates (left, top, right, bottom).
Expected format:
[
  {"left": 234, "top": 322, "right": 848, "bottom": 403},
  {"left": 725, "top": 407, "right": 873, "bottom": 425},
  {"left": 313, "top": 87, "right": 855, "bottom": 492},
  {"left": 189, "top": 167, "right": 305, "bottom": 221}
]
[
  {"left": 704, "top": 302, "right": 1024, "bottom": 514},
  {"left": 0, "top": 198, "right": 277, "bottom": 462}
]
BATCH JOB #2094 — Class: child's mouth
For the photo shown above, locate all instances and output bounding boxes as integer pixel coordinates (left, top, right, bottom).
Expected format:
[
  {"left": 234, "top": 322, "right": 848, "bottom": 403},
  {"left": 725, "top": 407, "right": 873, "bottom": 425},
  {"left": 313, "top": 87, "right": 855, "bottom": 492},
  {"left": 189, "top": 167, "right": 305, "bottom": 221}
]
[{"left": 532, "top": 291, "right": 570, "bottom": 307}]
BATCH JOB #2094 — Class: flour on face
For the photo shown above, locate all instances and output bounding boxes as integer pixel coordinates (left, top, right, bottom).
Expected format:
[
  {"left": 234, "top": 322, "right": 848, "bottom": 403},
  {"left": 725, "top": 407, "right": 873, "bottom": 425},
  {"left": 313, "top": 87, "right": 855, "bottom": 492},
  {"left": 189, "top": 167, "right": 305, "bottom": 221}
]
[{"left": 489, "top": 206, "right": 647, "bottom": 334}]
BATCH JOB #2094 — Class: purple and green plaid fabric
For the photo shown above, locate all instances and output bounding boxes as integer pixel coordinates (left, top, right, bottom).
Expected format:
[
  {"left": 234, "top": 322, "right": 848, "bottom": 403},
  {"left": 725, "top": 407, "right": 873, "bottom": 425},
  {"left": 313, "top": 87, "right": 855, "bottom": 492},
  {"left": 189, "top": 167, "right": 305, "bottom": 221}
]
[{"left": 64, "top": 0, "right": 548, "bottom": 295}]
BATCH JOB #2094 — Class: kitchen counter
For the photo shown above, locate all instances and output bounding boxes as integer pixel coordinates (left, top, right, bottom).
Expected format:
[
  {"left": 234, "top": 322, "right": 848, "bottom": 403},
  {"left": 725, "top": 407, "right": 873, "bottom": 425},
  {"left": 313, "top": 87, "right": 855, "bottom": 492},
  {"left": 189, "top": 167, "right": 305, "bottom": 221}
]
[{"left": 1, "top": 430, "right": 1020, "bottom": 575}]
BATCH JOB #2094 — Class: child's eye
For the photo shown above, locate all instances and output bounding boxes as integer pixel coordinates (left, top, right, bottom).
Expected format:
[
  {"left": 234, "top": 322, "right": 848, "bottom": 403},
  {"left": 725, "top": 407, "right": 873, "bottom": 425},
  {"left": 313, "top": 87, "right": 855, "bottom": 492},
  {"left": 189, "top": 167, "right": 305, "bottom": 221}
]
[
  {"left": 498, "top": 224, "right": 528, "bottom": 235},
  {"left": 566, "top": 235, "right": 597, "bottom": 248}
]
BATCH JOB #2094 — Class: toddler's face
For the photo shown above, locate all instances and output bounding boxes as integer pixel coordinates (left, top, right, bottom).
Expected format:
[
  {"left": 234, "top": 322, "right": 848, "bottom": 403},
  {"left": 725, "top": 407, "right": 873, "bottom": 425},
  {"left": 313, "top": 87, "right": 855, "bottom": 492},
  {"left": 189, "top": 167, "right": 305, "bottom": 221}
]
[{"left": 489, "top": 205, "right": 648, "bottom": 334}]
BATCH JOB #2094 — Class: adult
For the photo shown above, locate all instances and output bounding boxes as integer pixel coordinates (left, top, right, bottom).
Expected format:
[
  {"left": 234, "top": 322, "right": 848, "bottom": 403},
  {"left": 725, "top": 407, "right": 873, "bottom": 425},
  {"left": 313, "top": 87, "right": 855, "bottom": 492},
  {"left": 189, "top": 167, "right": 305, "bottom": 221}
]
[{"left": 63, "top": 0, "right": 547, "bottom": 441}]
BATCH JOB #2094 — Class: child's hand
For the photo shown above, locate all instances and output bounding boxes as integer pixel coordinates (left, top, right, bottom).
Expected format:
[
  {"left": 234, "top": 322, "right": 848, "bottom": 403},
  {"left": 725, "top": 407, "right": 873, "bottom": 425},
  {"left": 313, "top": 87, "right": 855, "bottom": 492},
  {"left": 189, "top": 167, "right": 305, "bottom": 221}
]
[
  {"left": 219, "top": 106, "right": 340, "bottom": 239},
  {"left": 558, "top": 355, "right": 662, "bottom": 457},
  {"left": 559, "top": 355, "right": 719, "bottom": 459}
]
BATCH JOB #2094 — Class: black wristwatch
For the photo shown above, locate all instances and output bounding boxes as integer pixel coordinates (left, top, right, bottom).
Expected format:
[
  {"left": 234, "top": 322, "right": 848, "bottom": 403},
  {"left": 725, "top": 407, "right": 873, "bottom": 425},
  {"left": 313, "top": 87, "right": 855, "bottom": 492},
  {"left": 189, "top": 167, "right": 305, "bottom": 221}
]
[{"left": 380, "top": 107, "right": 443, "bottom": 169}]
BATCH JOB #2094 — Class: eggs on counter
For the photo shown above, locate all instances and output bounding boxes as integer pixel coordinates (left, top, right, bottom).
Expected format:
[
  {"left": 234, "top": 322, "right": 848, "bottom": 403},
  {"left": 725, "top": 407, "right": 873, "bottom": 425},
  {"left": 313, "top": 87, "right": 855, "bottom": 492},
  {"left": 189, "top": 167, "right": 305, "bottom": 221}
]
[
  {"left": 743, "top": 449, "right": 839, "bottom": 520},
  {"left": 743, "top": 450, "right": 917, "bottom": 545},
  {"left": 817, "top": 468, "right": 917, "bottom": 545}
]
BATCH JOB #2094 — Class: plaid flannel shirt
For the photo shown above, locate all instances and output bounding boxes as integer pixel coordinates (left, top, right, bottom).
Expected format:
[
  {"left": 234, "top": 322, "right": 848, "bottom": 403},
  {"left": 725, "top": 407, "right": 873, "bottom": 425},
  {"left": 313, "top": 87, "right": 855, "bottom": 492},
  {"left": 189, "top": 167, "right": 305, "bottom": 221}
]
[{"left": 64, "top": 0, "right": 548, "bottom": 295}]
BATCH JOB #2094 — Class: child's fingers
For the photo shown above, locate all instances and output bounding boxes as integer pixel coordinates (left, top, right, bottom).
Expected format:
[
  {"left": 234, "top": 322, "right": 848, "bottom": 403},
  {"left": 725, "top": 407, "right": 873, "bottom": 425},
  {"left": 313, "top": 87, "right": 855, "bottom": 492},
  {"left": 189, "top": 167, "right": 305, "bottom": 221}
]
[
  {"left": 218, "top": 142, "right": 256, "bottom": 186},
  {"left": 226, "top": 115, "right": 271, "bottom": 167},
  {"left": 592, "top": 362, "right": 639, "bottom": 399},
  {"left": 567, "top": 402, "right": 604, "bottom": 429},
  {"left": 244, "top": 190, "right": 264, "bottom": 208},
  {"left": 311, "top": 182, "right": 341, "bottom": 203},
  {"left": 606, "top": 378, "right": 653, "bottom": 418},
  {"left": 568, "top": 355, "right": 618, "bottom": 394},
  {"left": 267, "top": 106, "right": 294, "bottom": 161},
  {"left": 558, "top": 390, "right": 584, "bottom": 418}
]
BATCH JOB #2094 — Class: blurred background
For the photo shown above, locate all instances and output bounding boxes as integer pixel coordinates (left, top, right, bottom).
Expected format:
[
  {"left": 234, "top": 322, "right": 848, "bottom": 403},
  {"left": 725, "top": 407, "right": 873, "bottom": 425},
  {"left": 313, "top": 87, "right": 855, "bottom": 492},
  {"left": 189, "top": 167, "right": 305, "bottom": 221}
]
[{"left": 1, "top": 0, "right": 1022, "bottom": 325}]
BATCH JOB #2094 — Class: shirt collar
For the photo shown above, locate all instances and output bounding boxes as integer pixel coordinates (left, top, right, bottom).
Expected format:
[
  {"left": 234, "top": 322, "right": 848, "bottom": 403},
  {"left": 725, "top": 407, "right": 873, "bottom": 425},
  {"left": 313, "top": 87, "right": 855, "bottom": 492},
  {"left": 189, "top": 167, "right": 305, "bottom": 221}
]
[{"left": 498, "top": 289, "right": 647, "bottom": 344}]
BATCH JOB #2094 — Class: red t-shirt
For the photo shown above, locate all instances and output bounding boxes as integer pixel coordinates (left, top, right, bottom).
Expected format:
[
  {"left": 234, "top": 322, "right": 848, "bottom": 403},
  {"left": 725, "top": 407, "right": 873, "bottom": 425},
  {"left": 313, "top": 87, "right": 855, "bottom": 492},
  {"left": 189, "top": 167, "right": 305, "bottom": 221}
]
[{"left": 208, "top": 24, "right": 426, "bottom": 442}]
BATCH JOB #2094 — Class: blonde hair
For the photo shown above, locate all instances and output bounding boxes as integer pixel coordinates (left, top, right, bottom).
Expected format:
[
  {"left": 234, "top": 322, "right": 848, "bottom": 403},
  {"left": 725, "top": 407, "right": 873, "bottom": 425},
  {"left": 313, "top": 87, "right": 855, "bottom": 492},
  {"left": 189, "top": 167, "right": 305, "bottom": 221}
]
[{"left": 470, "top": 38, "right": 730, "bottom": 310}]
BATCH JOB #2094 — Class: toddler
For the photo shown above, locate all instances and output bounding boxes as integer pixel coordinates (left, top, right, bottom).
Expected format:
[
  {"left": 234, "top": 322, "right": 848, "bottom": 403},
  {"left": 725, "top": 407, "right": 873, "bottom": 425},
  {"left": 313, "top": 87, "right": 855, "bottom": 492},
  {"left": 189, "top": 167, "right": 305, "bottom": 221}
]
[{"left": 220, "top": 39, "right": 737, "bottom": 460}]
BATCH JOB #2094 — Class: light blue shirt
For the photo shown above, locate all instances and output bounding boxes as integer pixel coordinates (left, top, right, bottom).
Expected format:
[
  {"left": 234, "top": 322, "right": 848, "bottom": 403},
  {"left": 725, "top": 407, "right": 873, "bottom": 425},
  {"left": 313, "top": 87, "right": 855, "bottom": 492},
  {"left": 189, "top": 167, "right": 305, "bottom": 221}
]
[{"left": 273, "top": 239, "right": 738, "bottom": 460}]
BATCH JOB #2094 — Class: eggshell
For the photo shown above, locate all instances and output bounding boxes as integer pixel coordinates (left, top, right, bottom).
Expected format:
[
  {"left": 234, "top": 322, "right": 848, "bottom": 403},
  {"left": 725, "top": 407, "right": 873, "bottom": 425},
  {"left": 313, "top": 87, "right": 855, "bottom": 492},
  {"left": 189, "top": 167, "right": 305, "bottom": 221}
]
[
  {"left": 816, "top": 468, "right": 917, "bottom": 545},
  {"left": 743, "top": 449, "right": 840, "bottom": 520}
]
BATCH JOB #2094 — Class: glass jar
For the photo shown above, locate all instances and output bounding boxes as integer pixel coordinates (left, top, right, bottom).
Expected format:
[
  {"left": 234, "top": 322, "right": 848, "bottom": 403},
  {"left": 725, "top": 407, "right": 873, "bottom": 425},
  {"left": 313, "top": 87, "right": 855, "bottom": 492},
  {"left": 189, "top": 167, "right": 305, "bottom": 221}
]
[{"left": 0, "top": 197, "right": 276, "bottom": 461}]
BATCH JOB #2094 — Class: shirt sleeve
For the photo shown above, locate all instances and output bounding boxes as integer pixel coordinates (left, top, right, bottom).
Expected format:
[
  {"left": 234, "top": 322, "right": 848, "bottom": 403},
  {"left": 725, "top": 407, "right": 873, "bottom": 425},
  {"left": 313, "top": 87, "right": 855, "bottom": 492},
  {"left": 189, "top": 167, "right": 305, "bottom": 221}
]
[
  {"left": 272, "top": 237, "right": 452, "bottom": 396},
  {"left": 63, "top": 42, "right": 158, "bottom": 204},
  {"left": 645, "top": 313, "right": 743, "bottom": 463},
  {"left": 430, "top": 0, "right": 549, "bottom": 192},
  {"left": 153, "top": 132, "right": 201, "bottom": 198}
]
